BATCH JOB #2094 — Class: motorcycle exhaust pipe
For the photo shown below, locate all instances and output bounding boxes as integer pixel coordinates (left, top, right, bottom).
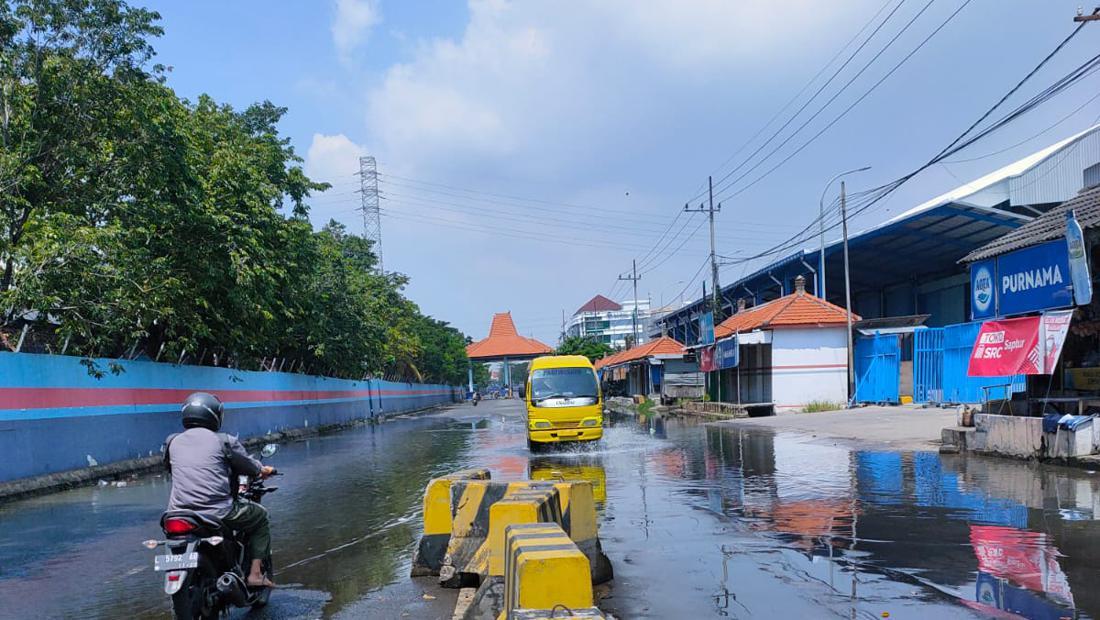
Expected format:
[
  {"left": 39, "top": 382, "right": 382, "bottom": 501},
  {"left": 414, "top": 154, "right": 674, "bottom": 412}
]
[{"left": 216, "top": 573, "right": 249, "bottom": 607}]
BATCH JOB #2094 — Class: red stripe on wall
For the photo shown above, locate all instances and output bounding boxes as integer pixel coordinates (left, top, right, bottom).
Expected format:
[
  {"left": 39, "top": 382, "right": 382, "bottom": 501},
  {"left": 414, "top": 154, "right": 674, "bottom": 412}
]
[{"left": 0, "top": 387, "right": 448, "bottom": 410}]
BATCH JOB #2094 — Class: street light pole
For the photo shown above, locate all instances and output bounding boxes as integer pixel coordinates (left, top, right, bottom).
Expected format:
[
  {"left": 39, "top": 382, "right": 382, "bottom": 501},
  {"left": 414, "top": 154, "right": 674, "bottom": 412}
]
[
  {"left": 840, "top": 180, "right": 855, "bottom": 403},
  {"left": 818, "top": 166, "right": 871, "bottom": 301}
]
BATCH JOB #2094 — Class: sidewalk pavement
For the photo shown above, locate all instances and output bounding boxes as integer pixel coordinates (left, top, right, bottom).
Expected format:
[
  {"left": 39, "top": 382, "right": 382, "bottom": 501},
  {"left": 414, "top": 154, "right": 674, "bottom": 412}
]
[{"left": 721, "top": 405, "right": 956, "bottom": 451}]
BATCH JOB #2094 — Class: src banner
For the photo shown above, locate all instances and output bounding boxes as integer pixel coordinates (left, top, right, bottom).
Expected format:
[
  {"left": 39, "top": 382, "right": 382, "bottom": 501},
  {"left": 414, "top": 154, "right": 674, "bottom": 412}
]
[{"left": 968, "top": 310, "right": 1073, "bottom": 376}]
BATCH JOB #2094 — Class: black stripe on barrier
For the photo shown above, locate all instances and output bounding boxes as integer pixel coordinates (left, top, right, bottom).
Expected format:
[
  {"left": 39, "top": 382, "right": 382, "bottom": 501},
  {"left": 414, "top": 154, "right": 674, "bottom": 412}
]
[{"left": 453, "top": 482, "right": 510, "bottom": 537}]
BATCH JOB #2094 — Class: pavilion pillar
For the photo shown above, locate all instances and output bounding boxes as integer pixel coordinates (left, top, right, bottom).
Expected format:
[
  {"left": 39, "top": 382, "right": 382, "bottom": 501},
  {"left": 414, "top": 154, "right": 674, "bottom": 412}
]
[
  {"left": 468, "top": 362, "right": 474, "bottom": 393},
  {"left": 504, "top": 356, "right": 511, "bottom": 396}
]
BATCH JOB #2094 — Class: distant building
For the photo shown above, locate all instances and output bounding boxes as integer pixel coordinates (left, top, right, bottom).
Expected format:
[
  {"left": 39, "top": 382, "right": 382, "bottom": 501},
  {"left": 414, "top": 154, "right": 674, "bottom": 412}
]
[{"left": 566, "top": 294, "right": 650, "bottom": 349}]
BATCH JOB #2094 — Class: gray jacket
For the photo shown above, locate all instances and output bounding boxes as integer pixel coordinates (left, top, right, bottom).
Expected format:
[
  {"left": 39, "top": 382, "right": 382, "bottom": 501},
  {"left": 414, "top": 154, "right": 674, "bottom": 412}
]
[{"left": 165, "top": 427, "right": 262, "bottom": 519}]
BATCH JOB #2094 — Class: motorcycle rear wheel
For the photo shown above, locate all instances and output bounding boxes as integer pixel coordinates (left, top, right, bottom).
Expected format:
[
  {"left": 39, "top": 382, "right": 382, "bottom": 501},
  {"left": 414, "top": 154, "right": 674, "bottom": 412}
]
[{"left": 172, "top": 555, "right": 222, "bottom": 620}]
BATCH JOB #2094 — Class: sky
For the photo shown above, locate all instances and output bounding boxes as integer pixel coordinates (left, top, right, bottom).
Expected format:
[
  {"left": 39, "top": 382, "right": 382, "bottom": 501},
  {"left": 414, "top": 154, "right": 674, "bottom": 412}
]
[{"left": 142, "top": 0, "right": 1100, "bottom": 345}]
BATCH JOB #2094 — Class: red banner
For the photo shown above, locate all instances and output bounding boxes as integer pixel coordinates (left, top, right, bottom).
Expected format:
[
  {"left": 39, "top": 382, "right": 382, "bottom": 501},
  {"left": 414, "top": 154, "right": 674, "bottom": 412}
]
[
  {"left": 969, "top": 316, "right": 1041, "bottom": 376},
  {"left": 699, "top": 346, "right": 717, "bottom": 372},
  {"left": 968, "top": 310, "right": 1073, "bottom": 377}
]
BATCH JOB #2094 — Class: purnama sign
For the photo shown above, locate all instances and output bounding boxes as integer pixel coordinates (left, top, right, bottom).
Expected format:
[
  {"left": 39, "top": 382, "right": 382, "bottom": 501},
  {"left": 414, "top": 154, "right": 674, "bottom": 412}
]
[
  {"left": 996, "top": 240, "right": 1072, "bottom": 316},
  {"left": 970, "top": 259, "right": 996, "bottom": 320}
]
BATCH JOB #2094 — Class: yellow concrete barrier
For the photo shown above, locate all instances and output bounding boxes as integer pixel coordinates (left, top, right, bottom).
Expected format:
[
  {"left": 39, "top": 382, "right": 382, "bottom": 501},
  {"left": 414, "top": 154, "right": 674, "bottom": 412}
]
[
  {"left": 442, "top": 482, "right": 563, "bottom": 586},
  {"left": 412, "top": 469, "right": 614, "bottom": 619},
  {"left": 411, "top": 468, "right": 491, "bottom": 577},
  {"left": 507, "top": 608, "right": 606, "bottom": 619},
  {"left": 552, "top": 481, "right": 612, "bottom": 584},
  {"left": 499, "top": 523, "right": 602, "bottom": 620}
]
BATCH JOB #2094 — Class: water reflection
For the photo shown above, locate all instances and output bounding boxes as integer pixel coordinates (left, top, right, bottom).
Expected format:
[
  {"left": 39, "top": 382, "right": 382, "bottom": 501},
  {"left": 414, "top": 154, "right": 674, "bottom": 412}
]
[{"left": 672, "top": 421, "right": 1094, "bottom": 619}]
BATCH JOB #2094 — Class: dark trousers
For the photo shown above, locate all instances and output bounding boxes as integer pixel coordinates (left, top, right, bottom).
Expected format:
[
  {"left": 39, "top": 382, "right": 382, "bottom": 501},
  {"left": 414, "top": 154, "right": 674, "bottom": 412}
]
[{"left": 223, "top": 499, "right": 271, "bottom": 564}]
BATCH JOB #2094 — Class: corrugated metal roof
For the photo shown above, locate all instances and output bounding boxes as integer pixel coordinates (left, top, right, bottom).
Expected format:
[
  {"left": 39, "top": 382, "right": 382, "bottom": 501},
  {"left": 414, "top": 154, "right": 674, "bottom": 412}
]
[{"left": 962, "top": 185, "right": 1100, "bottom": 262}]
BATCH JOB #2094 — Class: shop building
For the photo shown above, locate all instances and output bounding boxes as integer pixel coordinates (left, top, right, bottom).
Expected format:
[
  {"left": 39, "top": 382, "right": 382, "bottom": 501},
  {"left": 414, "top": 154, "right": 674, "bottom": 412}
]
[
  {"left": 594, "top": 336, "right": 698, "bottom": 399},
  {"left": 710, "top": 276, "right": 854, "bottom": 412},
  {"left": 655, "top": 125, "right": 1100, "bottom": 405}
]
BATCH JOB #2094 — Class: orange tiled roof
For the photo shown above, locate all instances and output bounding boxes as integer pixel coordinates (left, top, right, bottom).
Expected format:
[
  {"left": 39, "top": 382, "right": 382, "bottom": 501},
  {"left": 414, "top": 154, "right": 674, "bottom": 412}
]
[
  {"left": 714, "top": 290, "right": 857, "bottom": 339},
  {"left": 466, "top": 312, "right": 553, "bottom": 360},
  {"left": 594, "top": 336, "right": 685, "bottom": 370}
]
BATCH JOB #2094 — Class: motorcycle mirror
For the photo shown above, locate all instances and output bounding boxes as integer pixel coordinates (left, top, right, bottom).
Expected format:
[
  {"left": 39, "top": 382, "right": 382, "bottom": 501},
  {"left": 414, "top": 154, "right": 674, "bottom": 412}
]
[{"left": 261, "top": 443, "right": 278, "bottom": 458}]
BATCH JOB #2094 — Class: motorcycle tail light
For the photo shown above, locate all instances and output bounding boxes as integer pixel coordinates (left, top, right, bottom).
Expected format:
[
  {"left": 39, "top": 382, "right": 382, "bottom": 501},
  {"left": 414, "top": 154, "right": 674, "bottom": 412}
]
[{"left": 163, "top": 518, "right": 196, "bottom": 535}]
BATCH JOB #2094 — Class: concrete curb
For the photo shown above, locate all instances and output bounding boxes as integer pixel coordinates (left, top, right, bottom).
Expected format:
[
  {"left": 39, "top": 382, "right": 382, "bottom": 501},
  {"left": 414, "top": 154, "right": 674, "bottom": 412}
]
[{"left": 0, "top": 402, "right": 458, "bottom": 503}]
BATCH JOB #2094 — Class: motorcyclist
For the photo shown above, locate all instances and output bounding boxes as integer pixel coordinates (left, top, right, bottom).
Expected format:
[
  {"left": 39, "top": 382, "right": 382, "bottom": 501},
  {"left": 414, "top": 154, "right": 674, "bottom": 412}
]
[{"left": 164, "top": 392, "right": 276, "bottom": 588}]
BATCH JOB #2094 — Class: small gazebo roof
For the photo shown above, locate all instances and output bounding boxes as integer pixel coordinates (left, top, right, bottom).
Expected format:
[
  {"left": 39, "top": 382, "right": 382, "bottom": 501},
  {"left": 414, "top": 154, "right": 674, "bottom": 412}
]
[{"left": 466, "top": 312, "right": 553, "bottom": 360}]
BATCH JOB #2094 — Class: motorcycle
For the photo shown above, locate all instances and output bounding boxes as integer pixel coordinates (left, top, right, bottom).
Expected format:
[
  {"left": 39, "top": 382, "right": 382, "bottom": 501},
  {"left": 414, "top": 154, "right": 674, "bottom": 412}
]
[
  {"left": 144, "top": 443, "right": 281, "bottom": 619},
  {"left": 472, "top": 392, "right": 480, "bottom": 406}
]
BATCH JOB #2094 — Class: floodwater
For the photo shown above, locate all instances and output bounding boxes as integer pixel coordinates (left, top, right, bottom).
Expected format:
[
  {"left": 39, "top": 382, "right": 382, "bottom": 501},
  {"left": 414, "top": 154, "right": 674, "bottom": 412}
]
[{"left": 2, "top": 399, "right": 1099, "bottom": 619}]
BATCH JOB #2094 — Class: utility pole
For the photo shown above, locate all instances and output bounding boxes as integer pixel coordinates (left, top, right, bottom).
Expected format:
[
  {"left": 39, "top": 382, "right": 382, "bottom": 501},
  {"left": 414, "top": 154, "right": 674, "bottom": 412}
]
[
  {"left": 619, "top": 259, "right": 641, "bottom": 347},
  {"left": 358, "top": 156, "right": 383, "bottom": 272},
  {"left": 685, "top": 176, "right": 722, "bottom": 320},
  {"left": 841, "top": 180, "right": 855, "bottom": 402},
  {"left": 1074, "top": 7, "right": 1100, "bottom": 21},
  {"left": 560, "top": 309, "right": 566, "bottom": 345}
]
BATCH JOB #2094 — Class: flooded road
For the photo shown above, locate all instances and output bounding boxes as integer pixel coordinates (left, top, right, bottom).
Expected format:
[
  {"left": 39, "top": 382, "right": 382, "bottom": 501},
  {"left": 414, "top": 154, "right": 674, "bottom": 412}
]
[{"left": 2, "top": 399, "right": 1099, "bottom": 618}]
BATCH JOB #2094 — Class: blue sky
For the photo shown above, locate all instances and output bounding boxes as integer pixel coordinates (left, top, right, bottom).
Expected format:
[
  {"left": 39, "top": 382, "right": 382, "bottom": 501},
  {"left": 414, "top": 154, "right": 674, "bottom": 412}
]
[{"left": 143, "top": 1, "right": 1100, "bottom": 345}]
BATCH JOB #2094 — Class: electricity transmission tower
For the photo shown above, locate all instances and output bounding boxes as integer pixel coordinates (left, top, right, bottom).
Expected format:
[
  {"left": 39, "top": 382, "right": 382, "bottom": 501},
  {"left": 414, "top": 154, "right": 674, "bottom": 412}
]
[{"left": 359, "top": 156, "right": 383, "bottom": 272}]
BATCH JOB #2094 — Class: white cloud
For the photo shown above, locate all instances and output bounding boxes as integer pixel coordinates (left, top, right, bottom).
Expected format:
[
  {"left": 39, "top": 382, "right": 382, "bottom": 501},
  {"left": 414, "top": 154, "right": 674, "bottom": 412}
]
[
  {"left": 332, "top": 0, "right": 380, "bottom": 62},
  {"left": 361, "top": 0, "right": 853, "bottom": 179},
  {"left": 305, "top": 133, "right": 367, "bottom": 183}
]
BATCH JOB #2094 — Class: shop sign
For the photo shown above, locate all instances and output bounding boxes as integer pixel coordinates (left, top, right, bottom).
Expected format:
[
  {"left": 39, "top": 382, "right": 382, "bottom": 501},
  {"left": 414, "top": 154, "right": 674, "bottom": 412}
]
[
  {"left": 996, "top": 240, "right": 1072, "bottom": 317},
  {"left": 715, "top": 337, "right": 739, "bottom": 370},
  {"left": 968, "top": 309, "right": 1073, "bottom": 376},
  {"left": 699, "top": 345, "right": 718, "bottom": 372},
  {"left": 699, "top": 312, "right": 715, "bottom": 345},
  {"left": 970, "top": 259, "right": 996, "bottom": 320}
]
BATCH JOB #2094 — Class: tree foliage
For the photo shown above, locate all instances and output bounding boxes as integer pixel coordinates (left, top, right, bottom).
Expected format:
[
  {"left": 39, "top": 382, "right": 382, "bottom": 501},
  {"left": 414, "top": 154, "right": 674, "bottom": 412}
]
[
  {"left": 0, "top": 0, "right": 470, "bottom": 384},
  {"left": 556, "top": 336, "right": 613, "bottom": 363}
]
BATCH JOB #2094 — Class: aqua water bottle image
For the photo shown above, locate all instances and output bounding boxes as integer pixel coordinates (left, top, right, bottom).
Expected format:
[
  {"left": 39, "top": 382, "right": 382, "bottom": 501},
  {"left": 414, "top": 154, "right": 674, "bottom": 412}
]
[{"left": 1067, "top": 208, "right": 1092, "bottom": 306}]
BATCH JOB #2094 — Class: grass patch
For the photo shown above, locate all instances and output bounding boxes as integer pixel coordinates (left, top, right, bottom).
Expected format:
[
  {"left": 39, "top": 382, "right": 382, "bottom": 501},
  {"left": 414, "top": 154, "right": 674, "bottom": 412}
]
[
  {"left": 637, "top": 398, "right": 656, "bottom": 415},
  {"left": 803, "top": 400, "right": 843, "bottom": 413}
]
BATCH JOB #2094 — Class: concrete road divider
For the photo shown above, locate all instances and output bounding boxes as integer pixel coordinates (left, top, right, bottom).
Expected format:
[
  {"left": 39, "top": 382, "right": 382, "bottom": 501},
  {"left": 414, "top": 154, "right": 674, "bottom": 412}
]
[
  {"left": 441, "top": 481, "right": 562, "bottom": 587},
  {"left": 411, "top": 468, "right": 492, "bottom": 577},
  {"left": 411, "top": 470, "right": 614, "bottom": 619},
  {"left": 551, "top": 481, "right": 612, "bottom": 585},
  {"left": 501, "top": 523, "right": 595, "bottom": 618},
  {"left": 508, "top": 609, "right": 606, "bottom": 619}
]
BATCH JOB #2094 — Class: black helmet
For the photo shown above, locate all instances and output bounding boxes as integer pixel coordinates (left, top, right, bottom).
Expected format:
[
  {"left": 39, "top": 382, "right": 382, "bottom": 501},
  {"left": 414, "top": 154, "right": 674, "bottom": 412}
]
[{"left": 181, "top": 392, "right": 224, "bottom": 431}]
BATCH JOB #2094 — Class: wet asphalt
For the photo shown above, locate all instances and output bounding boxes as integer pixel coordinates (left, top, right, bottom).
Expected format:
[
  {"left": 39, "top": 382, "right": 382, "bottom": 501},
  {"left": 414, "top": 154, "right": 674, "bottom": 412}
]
[{"left": 2, "top": 399, "right": 1100, "bottom": 619}]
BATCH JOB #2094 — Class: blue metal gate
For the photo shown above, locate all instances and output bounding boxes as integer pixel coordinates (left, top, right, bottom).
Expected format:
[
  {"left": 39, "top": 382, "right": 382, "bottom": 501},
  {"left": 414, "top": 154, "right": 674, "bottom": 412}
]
[
  {"left": 942, "top": 322, "right": 1025, "bottom": 403},
  {"left": 913, "top": 328, "right": 945, "bottom": 403},
  {"left": 854, "top": 333, "right": 900, "bottom": 404}
]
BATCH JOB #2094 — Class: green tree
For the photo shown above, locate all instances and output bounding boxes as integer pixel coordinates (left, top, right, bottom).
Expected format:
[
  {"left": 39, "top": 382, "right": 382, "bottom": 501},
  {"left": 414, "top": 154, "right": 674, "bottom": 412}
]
[
  {"left": 0, "top": 0, "right": 475, "bottom": 385},
  {"left": 556, "top": 336, "right": 613, "bottom": 363}
]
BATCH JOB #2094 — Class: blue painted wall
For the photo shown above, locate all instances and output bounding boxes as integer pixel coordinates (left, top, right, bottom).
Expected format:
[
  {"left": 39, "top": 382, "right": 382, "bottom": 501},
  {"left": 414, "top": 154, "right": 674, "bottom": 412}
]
[{"left": 0, "top": 352, "right": 460, "bottom": 482}]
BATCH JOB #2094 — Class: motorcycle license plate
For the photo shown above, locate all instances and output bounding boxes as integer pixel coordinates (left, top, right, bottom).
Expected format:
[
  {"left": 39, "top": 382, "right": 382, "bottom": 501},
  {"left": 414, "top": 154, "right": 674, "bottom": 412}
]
[{"left": 155, "top": 552, "right": 199, "bottom": 572}]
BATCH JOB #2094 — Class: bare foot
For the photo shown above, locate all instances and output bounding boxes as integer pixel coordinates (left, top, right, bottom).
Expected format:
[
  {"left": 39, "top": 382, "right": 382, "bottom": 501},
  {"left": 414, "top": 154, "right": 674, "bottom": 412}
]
[{"left": 247, "top": 575, "right": 276, "bottom": 588}]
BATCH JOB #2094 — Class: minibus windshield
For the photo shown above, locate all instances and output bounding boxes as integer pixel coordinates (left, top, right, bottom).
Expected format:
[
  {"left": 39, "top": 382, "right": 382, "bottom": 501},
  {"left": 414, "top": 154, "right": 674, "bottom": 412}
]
[{"left": 530, "top": 368, "right": 598, "bottom": 401}]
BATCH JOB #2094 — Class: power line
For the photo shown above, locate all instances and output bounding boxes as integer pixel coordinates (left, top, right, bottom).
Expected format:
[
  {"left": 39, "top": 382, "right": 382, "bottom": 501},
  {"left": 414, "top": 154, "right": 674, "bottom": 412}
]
[
  {"left": 378, "top": 172, "right": 669, "bottom": 222},
  {"left": 706, "top": 0, "right": 910, "bottom": 201},
  {"left": 714, "top": 0, "right": 954, "bottom": 202},
  {"left": 720, "top": 38, "right": 1100, "bottom": 270},
  {"left": 695, "top": 0, "right": 900, "bottom": 204}
]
